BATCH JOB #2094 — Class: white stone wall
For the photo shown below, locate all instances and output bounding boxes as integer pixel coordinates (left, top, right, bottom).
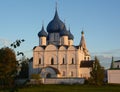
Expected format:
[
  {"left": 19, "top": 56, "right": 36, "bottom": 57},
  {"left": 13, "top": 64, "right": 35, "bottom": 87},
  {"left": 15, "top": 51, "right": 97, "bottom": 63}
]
[
  {"left": 68, "top": 40, "right": 73, "bottom": 46},
  {"left": 108, "top": 70, "right": 120, "bottom": 84},
  {"left": 61, "top": 36, "right": 68, "bottom": 45},
  {"left": 39, "top": 37, "right": 46, "bottom": 46},
  {"left": 43, "top": 78, "right": 85, "bottom": 84},
  {"left": 113, "top": 62, "right": 120, "bottom": 68},
  {"left": 32, "top": 44, "right": 91, "bottom": 78},
  {"left": 29, "top": 61, "right": 40, "bottom": 78},
  {"left": 79, "top": 68, "right": 91, "bottom": 78}
]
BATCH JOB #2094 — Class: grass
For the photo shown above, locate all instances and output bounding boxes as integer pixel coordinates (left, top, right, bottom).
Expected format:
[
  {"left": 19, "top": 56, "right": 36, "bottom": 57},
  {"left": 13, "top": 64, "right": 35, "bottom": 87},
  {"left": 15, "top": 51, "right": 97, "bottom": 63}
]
[
  {"left": 19, "top": 84, "right": 120, "bottom": 92},
  {"left": 1, "top": 84, "right": 120, "bottom": 92}
]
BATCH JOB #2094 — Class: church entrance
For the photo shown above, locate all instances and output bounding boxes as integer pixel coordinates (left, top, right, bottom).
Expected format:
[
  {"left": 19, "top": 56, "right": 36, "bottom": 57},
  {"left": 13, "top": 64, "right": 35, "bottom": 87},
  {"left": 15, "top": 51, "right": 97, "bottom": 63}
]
[
  {"left": 40, "top": 66, "right": 60, "bottom": 78},
  {"left": 46, "top": 73, "right": 51, "bottom": 78}
]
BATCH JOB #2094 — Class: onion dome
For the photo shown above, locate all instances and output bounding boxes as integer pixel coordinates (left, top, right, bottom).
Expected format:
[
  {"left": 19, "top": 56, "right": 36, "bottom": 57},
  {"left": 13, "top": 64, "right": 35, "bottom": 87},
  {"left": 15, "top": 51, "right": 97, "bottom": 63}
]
[
  {"left": 47, "top": 9, "right": 65, "bottom": 33},
  {"left": 60, "top": 25, "right": 69, "bottom": 36},
  {"left": 68, "top": 30, "right": 74, "bottom": 40},
  {"left": 38, "top": 25, "right": 47, "bottom": 37}
]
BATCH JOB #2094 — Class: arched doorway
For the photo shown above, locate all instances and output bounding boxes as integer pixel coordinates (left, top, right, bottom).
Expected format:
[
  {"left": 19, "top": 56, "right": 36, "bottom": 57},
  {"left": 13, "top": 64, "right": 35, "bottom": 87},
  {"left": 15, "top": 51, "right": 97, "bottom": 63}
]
[
  {"left": 40, "top": 66, "right": 60, "bottom": 78},
  {"left": 46, "top": 73, "right": 51, "bottom": 78}
]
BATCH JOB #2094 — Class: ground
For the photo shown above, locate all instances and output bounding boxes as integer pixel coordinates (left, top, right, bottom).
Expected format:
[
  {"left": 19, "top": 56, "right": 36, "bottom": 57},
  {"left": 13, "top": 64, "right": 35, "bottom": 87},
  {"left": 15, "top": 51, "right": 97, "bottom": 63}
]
[
  {"left": 1, "top": 84, "right": 120, "bottom": 92},
  {"left": 20, "top": 84, "right": 120, "bottom": 92}
]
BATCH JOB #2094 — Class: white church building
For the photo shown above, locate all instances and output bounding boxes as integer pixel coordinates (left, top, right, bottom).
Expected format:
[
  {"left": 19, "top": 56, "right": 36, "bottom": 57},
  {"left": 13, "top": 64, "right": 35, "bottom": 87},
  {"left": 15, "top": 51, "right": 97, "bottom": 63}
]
[{"left": 29, "top": 7, "right": 93, "bottom": 79}]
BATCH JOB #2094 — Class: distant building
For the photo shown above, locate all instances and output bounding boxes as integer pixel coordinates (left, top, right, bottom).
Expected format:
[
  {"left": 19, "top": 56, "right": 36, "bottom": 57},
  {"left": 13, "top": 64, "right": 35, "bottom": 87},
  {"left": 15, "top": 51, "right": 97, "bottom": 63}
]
[
  {"left": 29, "top": 7, "right": 93, "bottom": 79},
  {"left": 108, "top": 59, "right": 120, "bottom": 84},
  {"left": 112, "top": 60, "right": 120, "bottom": 69}
]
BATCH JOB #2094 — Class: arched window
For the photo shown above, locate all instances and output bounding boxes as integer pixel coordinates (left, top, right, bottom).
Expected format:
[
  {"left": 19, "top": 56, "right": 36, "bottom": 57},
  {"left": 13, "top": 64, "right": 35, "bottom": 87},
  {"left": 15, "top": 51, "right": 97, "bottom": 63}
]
[
  {"left": 71, "top": 71, "right": 73, "bottom": 77},
  {"left": 72, "top": 58, "right": 74, "bottom": 64},
  {"left": 84, "top": 57, "right": 86, "bottom": 60},
  {"left": 63, "top": 71, "right": 65, "bottom": 76},
  {"left": 88, "top": 57, "right": 89, "bottom": 61},
  {"left": 51, "top": 58, "right": 54, "bottom": 65},
  {"left": 117, "top": 65, "right": 119, "bottom": 68},
  {"left": 62, "top": 58, "right": 65, "bottom": 64},
  {"left": 39, "top": 58, "right": 41, "bottom": 64}
]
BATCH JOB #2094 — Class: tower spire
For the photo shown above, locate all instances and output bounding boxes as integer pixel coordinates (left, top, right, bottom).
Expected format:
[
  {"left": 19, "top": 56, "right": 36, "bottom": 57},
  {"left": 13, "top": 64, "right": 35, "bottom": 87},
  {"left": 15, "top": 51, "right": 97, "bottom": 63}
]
[
  {"left": 79, "top": 30, "right": 87, "bottom": 50},
  {"left": 42, "top": 20, "right": 44, "bottom": 27},
  {"left": 55, "top": 1, "right": 58, "bottom": 11},
  {"left": 54, "top": 1, "right": 59, "bottom": 19}
]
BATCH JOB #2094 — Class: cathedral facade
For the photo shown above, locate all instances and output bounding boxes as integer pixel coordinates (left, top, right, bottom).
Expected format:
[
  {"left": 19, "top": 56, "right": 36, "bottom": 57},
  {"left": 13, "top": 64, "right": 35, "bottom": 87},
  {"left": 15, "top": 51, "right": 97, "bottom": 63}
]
[{"left": 30, "top": 8, "right": 93, "bottom": 79}]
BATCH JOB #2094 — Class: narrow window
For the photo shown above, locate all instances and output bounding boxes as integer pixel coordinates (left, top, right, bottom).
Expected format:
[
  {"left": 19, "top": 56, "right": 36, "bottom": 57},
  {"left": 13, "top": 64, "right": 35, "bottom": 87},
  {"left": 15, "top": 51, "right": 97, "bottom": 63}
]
[
  {"left": 39, "top": 58, "right": 41, "bottom": 64},
  {"left": 72, "top": 58, "right": 74, "bottom": 64},
  {"left": 71, "top": 71, "right": 73, "bottom": 77},
  {"left": 84, "top": 57, "right": 86, "bottom": 60},
  {"left": 63, "top": 71, "right": 65, "bottom": 76},
  {"left": 81, "top": 74, "right": 83, "bottom": 77},
  {"left": 51, "top": 58, "right": 54, "bottom": 65},
  {"left": 88, "top": 57, "right": 89, "bottom": 61},
  {"left": 41, "top": 39, "right": 43, "bottom": 44},
  {"left": 62, "top": 58, "right": 65, "bottom": 64},
  {"left": 117, "top": 65, "right": 119, "bottom": 68}
]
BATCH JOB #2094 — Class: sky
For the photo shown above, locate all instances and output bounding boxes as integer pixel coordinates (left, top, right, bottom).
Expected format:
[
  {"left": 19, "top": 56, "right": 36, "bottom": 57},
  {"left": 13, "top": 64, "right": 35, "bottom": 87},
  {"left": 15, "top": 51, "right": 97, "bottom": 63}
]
[{"left": 0, "top": 0, "right": 120, "bottom": 68}]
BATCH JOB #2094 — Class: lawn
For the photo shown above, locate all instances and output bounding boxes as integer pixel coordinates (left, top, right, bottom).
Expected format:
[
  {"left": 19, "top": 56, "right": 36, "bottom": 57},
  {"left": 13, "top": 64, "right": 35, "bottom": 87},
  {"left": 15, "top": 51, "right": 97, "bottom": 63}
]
[
  {"left": 1, "top": 84, "right": 120, "bottom": 92},
  {"left": 18, "top": 84, "right": 120, "bottom": 92}
]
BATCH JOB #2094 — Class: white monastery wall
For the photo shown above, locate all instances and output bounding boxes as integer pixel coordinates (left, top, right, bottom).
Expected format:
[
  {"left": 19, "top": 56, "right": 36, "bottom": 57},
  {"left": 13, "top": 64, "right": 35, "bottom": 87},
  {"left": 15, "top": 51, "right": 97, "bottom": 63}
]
[{"left": 108, "top": 70, "right": 120, "bottom": 84}]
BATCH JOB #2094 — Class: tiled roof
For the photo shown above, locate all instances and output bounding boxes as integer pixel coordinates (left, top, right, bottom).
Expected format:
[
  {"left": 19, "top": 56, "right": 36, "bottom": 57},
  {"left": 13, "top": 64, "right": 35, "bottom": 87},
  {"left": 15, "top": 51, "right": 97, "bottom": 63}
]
[
  {"left": 80, "top": 60, "right": 94, "bottom": 68},
  {"left": 114, "top": 60, "right": 120, "bottom": 62}
]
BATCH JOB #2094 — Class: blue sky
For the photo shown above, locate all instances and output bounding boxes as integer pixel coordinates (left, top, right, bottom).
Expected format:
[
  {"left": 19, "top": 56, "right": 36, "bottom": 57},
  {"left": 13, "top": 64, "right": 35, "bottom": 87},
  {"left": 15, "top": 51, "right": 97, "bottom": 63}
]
[{"left": 0, "top": 0, "right": 120, "bottom": 68}]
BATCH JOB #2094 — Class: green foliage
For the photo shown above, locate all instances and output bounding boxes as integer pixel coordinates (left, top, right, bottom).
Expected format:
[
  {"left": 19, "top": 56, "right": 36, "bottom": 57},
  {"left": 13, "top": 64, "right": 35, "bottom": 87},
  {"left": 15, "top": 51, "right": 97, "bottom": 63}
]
[
  {"left": 17, "top": 57, "right": 29, "bottom": 78},
  {"left": 31, "top": 74, "right": 41, "bottom": 80},
  {"left": 10, "top": 39, "right": 25, "bottom": 56},
  {"left": 0, "top": 47, "right": 17, "bottom": 87},
  {"left": 0, "top": 39, "right": 25, "bottom": 88},
  {"left": 88, "top": 56, "right": 105, "bottom": 86},
  {"left": 10, "top": 39, "right": 25, "bottom": 49},
  {"left": 110, "top": 57, "right": 114, "bottom": 69},
  {"left": 17, "top": 85, "right": 120, "bottom": 92}
]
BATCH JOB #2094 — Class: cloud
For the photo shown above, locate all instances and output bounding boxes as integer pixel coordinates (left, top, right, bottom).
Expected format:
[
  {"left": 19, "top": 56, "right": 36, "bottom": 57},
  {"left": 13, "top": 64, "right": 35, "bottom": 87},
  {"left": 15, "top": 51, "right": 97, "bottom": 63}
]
[
  {"left": 91, "top": 48, "right": 120, "bottom": 69},
  {"left": 91, "top": 55, "right": 120, "bottom": 69},
  {"left": 91, "top": 49, "right": 120, "bottom": 57}
]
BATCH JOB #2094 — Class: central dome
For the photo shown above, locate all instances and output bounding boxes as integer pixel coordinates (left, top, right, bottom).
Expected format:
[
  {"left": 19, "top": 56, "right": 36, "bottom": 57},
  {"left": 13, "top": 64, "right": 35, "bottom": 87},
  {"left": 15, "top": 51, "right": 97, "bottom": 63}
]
[{"left": 47, "top": 9, "right": 65, "bottom": 33}]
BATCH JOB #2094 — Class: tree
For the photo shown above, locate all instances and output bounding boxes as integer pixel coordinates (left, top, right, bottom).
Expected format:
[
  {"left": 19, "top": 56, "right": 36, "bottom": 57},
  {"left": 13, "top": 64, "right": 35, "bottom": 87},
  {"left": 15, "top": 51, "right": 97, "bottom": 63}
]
[
  {"left": 0, "top": 47, "right": 17, "bottom": 87},
  {"left": 110, "top": 56, "right": 114, "bottom": 69},
  {"left": 0, "top": 39, "right": 25, "bottom": 90},
  {"left": 17, "top": 57, "right": 29, "bottom": 78},
  {"left": 10, "top": 39, "right": 25, "bottom": 49},
  {"left": 89, "top": 56, "right": 105, "bottom": 86}
]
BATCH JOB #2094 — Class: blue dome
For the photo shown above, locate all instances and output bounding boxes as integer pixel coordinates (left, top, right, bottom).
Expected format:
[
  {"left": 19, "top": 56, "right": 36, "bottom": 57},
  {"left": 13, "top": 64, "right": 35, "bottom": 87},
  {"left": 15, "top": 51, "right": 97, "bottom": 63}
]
[
  {"left": 68, "top": 30, "right": 74, "bottom": 40},
  {"left": 47, "top": 9, "right": 65, "bottom": 33},
  {"left": 38, "top": 26, "right": 47, "bottom": 37},
  {"left": 60, "top": 26, "right": 69, "bottom": 36}
]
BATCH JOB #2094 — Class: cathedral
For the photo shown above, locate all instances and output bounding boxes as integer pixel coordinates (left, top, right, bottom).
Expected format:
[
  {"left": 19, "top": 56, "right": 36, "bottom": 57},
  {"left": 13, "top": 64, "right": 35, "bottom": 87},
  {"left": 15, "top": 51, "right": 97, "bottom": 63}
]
[{"left": 29, "top": 7, "right": 93, "bottom": 79}]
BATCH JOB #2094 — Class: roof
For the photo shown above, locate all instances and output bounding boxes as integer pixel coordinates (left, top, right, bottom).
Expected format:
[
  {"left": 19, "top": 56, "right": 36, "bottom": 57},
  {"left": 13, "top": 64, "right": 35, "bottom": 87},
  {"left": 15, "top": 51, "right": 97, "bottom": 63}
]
[
  {"left": 68, "top": 30, "right": 74, "bottom": 40},
  {"left": 47, "top": 9, "right": 65, "bottom": 33},
  {"left": 33, "top": 45, "right": 82, "bottom": 50},
  {"left": 47, "top": 66, "right": 60, "bottom": 74},
  {"left": 114, "top": 60, "right": 120, "bottom": 63},
  {"left": 41, "top": 66, "right": 60, "bottom": 74},
  {"left": 29, "top": 57, "right": 33, "bottom": 62},
  {"left": 38, "top": 25, "right": 47, "bottom": 37},
  {"left": 60, "top": 25, "right": 69, "bottom": 36},
  {"left": 79, "top": 31, "right": 87, "bottom": 50},
  {"left": 80, "top": 60, "right": 94, "bottom": 68}
]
